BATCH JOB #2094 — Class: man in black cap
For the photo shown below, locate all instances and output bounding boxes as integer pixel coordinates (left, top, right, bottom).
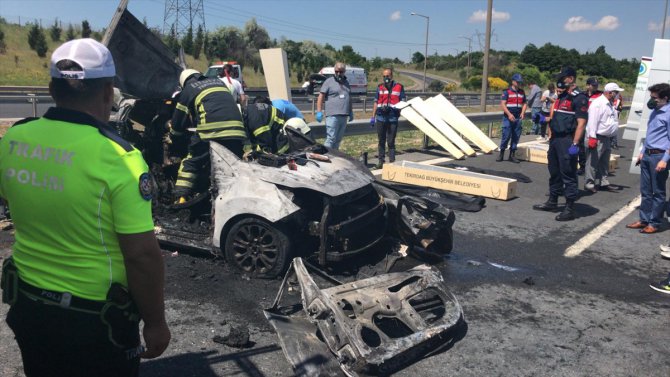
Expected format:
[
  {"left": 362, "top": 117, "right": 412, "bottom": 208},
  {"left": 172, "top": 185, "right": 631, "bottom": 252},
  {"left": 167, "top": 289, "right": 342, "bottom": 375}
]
[
  {"left": 578, "top": 77, "right": 603, "bottom": 175},
  {"left": 533, "top": 67, "right": 589, "bottom": 221}
]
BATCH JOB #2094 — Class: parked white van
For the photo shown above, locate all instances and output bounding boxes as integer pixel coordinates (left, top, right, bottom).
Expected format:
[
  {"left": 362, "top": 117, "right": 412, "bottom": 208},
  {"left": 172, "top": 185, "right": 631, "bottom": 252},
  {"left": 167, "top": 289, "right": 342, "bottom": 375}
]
[
  {"left": 318, "top": 66, "right": 368, "bottom": 94},
  {"left": 204, "top": 61, "right": 245, "bottom": 89}
]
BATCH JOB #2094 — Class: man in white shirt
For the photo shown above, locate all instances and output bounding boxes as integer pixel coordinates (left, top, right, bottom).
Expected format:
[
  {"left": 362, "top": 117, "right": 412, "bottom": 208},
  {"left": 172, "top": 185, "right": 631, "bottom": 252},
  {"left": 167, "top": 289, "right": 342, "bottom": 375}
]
[
  {"left": 218, "top": 64, "right": 247, "bottom": 107},
  {"left": 584, "top": 82, "right": 623, "bottom": 192}
]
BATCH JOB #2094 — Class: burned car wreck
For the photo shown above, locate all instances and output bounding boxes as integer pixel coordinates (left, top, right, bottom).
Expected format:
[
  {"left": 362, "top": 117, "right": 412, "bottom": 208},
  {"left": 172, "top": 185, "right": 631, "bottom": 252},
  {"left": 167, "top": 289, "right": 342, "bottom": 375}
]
[
  {"left": 102, "top": 5, "right": 456, "bottom": 278},
  {"left": 265, "top": 258, "right": 464, "bottom": 376}
]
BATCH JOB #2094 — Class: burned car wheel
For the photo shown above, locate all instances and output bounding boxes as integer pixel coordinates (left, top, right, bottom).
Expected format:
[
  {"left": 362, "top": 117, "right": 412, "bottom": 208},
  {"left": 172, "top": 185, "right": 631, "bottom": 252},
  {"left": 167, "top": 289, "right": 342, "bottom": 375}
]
[{"left": 224, "top": 217, "right": 292, "bottom": 278}]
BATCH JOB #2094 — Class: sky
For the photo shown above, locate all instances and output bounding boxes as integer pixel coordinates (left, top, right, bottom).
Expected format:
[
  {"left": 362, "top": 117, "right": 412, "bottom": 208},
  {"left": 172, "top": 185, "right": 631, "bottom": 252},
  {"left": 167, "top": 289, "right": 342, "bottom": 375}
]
[{"left": 1, "top": 0, "right": 669, "bottom": 61}]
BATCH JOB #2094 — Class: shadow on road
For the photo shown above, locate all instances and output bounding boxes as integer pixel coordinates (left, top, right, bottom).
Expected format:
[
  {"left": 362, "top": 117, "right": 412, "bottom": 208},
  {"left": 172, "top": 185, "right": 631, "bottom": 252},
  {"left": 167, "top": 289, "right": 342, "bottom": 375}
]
[{"left": 141, "top": 345, "right": 282, "bottom": 377}]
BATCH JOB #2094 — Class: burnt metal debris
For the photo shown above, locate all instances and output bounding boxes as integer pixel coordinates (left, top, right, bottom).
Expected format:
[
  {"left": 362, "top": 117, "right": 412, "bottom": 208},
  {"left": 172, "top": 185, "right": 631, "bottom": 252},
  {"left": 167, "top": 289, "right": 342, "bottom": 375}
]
[{"left": 265, "top": 258, "right": 464, "bottom": 376}]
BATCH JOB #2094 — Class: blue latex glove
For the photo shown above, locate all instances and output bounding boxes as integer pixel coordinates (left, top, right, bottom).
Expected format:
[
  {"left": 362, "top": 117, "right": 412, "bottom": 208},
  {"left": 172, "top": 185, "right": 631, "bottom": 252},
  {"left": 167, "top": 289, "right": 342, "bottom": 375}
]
[
  {"left": 349, "top": 112, "right": 354, "bottom": 122},
  {"left": 316, "top": 111, "right": 323, "bottom": 122},
  {"left": 369, "top": 117, "right": 376, "bottom": 127},
  {"left": 568, "top": 143, "right": 579, "bottom": 156}
]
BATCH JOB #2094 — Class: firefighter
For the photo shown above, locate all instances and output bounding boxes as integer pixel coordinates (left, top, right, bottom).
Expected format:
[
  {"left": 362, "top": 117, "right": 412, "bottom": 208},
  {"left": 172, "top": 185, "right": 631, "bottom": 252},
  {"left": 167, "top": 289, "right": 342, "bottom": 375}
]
[
  {"left": 243, "top": 102, "right": 287, "bottom": 154},
  {"left": 171, "top": 68, "right": 245, "bottom": 201},
  {"left": 533, "top": 67, "right": 589, "bottom": 221}
]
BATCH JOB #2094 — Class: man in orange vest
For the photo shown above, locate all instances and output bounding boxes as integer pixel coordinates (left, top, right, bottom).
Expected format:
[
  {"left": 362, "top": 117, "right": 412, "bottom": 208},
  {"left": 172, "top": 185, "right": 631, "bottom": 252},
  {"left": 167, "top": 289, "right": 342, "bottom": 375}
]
[
  {"left": 371, "top": 68, "right": 406, "bottom": 169},
  {"left": 497, "top": 73, "right": 527, "bottom": 163}
]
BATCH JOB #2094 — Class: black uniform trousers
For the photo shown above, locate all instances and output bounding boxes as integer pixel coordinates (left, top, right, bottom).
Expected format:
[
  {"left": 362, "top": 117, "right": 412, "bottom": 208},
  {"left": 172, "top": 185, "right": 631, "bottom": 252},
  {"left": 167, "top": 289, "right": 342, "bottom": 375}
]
[
  {"left": 375, "top": 117, "right": 398, "bottom": 163},
  {"left": 548, "top": 134, "right": 579, "bottom": 201},
  {"left": 6, "top": 293, "right": 140, "bottom": 377}
]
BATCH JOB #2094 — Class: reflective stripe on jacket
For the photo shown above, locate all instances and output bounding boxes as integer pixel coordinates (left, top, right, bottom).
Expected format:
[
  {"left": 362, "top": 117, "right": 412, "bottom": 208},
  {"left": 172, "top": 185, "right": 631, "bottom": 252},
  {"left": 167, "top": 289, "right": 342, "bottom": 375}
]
[{"left": 171, "top": 75, "right": 245, "bottom": 141}]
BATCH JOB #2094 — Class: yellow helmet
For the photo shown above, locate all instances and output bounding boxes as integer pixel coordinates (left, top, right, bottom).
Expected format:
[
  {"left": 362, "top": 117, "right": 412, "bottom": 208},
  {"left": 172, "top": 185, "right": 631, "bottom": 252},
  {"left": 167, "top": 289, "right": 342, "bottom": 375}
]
[{"left": 179, "top": 69, "right": 200, "bottom": 87}]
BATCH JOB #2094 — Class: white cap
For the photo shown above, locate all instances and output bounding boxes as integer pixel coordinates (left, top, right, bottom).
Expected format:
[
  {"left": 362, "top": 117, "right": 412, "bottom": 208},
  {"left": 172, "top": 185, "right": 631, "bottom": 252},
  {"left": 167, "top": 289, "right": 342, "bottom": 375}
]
[
  {"left": 50, "top": 38, "right": 115, "bottom": 80},
  {"left": 604, "top": 82, "right": 624, "bottom": 92}
]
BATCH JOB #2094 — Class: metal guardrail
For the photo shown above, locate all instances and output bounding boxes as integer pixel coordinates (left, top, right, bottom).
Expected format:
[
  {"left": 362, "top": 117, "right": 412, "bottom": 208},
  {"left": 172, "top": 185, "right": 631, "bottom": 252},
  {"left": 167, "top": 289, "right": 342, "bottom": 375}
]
[{"left": 307, "top": 105, "right": 632, "bottom": 140}]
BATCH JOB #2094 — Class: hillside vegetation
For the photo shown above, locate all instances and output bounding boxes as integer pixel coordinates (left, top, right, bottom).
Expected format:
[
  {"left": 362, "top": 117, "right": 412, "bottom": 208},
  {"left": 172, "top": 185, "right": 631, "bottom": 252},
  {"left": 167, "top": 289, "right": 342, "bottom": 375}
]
[{"left": 0, "top": 16, "right": 638, "bottom": 92}]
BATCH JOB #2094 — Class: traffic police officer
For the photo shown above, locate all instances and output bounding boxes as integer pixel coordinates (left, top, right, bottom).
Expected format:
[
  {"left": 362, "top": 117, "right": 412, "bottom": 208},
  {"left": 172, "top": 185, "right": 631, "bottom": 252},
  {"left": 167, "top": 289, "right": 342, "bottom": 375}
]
[
  {"left": 371, "top": 68, "right": 406, "bottom": 169},
  {"left": 0, "top": 38, "right": 170, "bottom": 376},
  {"left": 171, "top": 68, "right": 245, "bottom": 201},
  {"left": 533, "top": 67, "right": 589, "bottom": 221},
  {"left": 497, "top": 73, "right": 527, "bottom": 163}
]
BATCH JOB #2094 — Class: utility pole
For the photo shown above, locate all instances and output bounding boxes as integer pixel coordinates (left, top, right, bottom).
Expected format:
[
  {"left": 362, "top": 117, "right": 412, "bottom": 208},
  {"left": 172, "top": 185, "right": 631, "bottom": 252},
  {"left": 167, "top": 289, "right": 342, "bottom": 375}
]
[
  {"left": 163, "top": 0, "right": 206, "bottom": 38},
  {"left": 480, "top": 0, "right": 493, "bottom": 111},
  {"left": 663, "top": 0, "right": 668, "bottom": 39},
  {"left": 459, "top": 35, "right": 473, "bottom": 78}
]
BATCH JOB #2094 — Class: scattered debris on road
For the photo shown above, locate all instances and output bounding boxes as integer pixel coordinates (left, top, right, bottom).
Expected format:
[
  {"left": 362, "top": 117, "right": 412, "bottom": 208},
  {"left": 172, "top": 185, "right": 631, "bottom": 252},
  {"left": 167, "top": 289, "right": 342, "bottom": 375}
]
[{"left": 265, "top": 258, "right": 463, "bottom": 376}]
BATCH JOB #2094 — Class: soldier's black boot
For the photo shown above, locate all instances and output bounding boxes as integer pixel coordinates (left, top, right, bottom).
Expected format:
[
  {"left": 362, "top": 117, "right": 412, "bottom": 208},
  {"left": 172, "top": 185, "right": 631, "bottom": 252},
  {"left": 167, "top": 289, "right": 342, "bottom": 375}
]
[
  {"left": 555, "top": 199, "right": 576, "bottom": 221},
  {"left": 533, "top": 196, "right": 558, "bottom": 211},
  {"left": 496, "top": 150, "right": 505, "bottom": 162},
  {"left": 508, "top": 150, "right": 520, "bottom": 163}
]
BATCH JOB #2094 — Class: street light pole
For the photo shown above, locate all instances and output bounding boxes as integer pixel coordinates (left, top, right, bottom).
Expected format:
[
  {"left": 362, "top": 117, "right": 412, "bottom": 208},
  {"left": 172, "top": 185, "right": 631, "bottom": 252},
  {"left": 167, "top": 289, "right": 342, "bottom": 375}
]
[
  {"left": 411, "top": 12, "right": 429, "bottom": 92},
  {"left": 411, "top": 12, "right": 430, "bottom": 149},
  {"left": 662, "top": 0, "right": 668, "bottom": 39}
]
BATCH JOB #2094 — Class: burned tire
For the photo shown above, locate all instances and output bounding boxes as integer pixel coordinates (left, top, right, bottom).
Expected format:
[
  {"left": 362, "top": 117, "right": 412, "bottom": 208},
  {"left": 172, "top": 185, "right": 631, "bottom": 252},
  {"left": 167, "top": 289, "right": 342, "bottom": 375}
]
[{"left": 224, "top": 217, "right": 292, "bottom": 279}]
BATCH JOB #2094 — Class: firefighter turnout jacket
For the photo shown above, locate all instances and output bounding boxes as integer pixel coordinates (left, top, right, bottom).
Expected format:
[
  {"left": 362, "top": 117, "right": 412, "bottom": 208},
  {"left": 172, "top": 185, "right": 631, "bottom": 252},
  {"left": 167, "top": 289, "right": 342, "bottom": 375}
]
[
  {"left": 172, "top": 75, "right": 245, "bottom": 141},
  {"left": 244, "top": 103, "right": 287, "bottom": 153},
  {"left": 550, "top": 89, "right": 589, "bottom": 135}
]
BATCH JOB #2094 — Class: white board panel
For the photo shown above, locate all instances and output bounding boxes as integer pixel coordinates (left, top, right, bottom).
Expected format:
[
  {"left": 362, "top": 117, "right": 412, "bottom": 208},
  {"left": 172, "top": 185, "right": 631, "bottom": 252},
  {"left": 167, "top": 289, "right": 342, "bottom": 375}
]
[
  {"left": 259, "top": 48, "right": 291, "bottom": 101},
  {"left": 426, "top": 95, "right": 499, "bottom": 152},
  {"left": 630, "top": 39, "right": 670, "bottom": 174},
  {"left": 622, "top": 56, "right": 653, "bottom": 141},
  {"left": 397, "top": 101, "right": 465, "bottom": 159},
  {"left": 407, "top": 97, "right": 476, "bottom": 156}
]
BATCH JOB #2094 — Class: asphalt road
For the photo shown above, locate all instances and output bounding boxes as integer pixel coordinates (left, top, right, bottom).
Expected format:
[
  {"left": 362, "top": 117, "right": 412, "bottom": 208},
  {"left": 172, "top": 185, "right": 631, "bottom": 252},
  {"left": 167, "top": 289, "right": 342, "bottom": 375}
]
[{"left": 0, "top": 128, "right": 669, "bottom": 377}]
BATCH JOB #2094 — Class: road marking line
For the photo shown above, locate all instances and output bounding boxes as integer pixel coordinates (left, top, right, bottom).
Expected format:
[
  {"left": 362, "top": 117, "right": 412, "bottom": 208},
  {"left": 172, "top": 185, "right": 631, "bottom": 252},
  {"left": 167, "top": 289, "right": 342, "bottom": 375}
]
[{"left": 564, "top": 194, "right": 641, "bottom": 258}]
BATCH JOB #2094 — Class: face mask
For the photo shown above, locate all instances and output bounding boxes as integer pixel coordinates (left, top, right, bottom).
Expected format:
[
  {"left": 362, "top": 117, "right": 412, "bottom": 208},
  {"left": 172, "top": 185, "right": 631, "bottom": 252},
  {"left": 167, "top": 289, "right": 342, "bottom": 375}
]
[
  {"left": 383, "top": 77, "right": 392, "bottom": 85},
  {"left": 647, "top": 98, "right": 658, "bottom": 110},
  {"left": 335, "top": 73, "right": 345, "bottom": 82},
  {"left": 556, "top": 81, "right": 567, "bottom": 90}
]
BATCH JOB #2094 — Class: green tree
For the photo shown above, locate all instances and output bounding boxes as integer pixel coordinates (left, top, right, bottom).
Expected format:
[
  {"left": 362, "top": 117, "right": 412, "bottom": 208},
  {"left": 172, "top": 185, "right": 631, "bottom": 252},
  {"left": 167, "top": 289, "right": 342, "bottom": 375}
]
[
  {"left": 206, "top": 26, "right": 245, "bottom": 62},
  {"left": 203, "top": 32, "right": 210, "bottom": 60},
  {"left": 66, "top": 24, "right": 76, "bottom": 41},
  {"left": 243, "top": 18, "right": 272, "bottom": 73},
  {"left": 370, "top": 56, "right": 383, "bottom": 70},
  {"left": 193, "top": 25, "right": 204, "bottom": 59},
  {"left": 0, "top": 26, "right": 6, "bottom": 54},
  {"left": 428, "top": 80, "right": 444, "bottom": 92},
  {"left": 181, "top": 26, "right": 193, "bottom": 55},
  {"left": 81, "top": 20, "right": 92, "bottom": 38},
  {"left": 28, "top": 23, "right": 48, "bottom": 57},
  {"left": 49, "top": 19, "right": 62, "bottom": 42},
  {"left": 163, "top": 24, "right": 179, "bottom": 55},
  {"left": 412, "top": 51, "right": 424, "bottom": 64},
  {"left": 336, "top": 45, "right": 366, "bottom": 67}
]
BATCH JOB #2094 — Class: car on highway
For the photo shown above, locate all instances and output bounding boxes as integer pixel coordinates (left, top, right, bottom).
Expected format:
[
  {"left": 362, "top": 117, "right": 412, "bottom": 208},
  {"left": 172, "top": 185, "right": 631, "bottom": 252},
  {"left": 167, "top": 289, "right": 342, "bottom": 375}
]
[{"left": 104, "top": 5, "right": 455, "bottom": 278}]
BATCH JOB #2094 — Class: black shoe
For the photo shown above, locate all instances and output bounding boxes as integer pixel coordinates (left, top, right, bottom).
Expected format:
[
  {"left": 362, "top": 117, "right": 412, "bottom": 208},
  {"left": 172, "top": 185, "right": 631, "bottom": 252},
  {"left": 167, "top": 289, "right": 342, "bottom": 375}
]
[
  {"left": 533, "top": 199, "right": 558, "bottom": 211},
  {"left": 496, "top": 150, "right": 505, "bottom": 162},
  {"left": 555, "top": 201, "right": 575, "bottom": 221},
  {"left": 650, "top": 274, "right": 670, "bottom": 295},
  {"left": 508, "top": 151, "right": 520, "bottom": 163},
  {"left": 374, "top": 162, "right": 384, "bottom": 169}
]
